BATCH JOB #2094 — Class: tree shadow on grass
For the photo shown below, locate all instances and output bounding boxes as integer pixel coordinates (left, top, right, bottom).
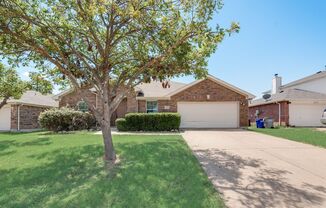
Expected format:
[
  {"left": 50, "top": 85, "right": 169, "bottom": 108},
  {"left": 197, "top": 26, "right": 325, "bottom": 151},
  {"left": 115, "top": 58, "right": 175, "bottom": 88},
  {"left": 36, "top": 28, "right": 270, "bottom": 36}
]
[
  {"left": 0, "top": 137, "right": 52, "bottom": 155},
  {"left": 0, "top": 140, "right": 16, "bottom": 151},
  {"left": 0, "top": 140, "right": 222, "bottom": 208},
  {"left": 194, "top": 149, "right": 326, "bottom": 208},
  {"left": 19, "top": 137, "right": 52, "bottom": 146}
]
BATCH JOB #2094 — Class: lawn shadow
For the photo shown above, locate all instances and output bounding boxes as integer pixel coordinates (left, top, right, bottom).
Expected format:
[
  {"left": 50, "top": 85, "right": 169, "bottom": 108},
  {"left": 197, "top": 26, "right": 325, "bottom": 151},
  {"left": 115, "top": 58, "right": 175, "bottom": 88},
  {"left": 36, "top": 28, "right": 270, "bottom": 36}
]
[
  {"left": 194, "top": 149, "right": 325, "bottom": 208},
  {"left": 0, "top": 139, "right": 221, "bottom": 208},
  {"left": 20, "top": 137, "right": 52, "bottom": 146},
  {"left": 0, "top": 140, "right": 16, "bottom": 151},
  {"left": 0, "top": 137, "right": 52, "bottom": 153}
]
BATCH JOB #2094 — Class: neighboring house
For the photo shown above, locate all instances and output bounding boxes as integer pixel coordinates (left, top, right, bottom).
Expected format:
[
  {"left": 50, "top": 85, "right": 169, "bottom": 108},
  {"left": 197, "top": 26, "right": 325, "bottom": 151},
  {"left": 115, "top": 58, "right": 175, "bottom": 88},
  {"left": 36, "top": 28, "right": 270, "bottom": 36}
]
[
  {"left": 249, "top": 71, "right": 326, "bottom": 127},
  {"left": 55, "top": 75, "right": 255, "bottom": 128},
  {"left": 0, "top": 91, "right": 58, "bottom": 131}
]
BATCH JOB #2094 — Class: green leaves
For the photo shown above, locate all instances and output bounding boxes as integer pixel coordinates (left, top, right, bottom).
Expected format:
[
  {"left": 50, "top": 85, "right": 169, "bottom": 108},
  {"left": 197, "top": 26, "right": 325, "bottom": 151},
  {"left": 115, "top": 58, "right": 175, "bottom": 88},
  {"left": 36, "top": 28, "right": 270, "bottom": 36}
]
[
  {"left": 0, "top": 63, "right": 26, "bottom": 107},
  {"left": 26, "top": 72, "right": 54, "bottom": 94},
  {"left": 0, "top": 0, "right": 239, "bottom": 108},
  {"left": 0, "top": 0, "right": 238, "bottom": 88}
]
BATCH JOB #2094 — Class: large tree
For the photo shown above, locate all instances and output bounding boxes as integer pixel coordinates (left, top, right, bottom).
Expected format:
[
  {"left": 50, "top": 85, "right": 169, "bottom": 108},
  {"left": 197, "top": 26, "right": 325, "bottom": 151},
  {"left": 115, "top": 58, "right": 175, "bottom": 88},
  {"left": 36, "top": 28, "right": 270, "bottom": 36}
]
[
  {"left": 0, "top": 0, "right": 239, "bottom": 161},
  {"left": 0, "top": 63, "right": 26, "bottom": 109},
  {"left": 27, "top": 72, "right": 54, "bottom": 94}
]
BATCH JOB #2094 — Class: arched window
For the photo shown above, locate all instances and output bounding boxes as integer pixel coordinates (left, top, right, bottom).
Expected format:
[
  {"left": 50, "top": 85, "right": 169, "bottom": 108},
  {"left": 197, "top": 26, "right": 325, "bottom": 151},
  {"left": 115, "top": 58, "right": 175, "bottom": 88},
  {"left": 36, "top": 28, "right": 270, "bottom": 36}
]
[{"left": 77, "top": 101, "right": 88, "bottom": 112}]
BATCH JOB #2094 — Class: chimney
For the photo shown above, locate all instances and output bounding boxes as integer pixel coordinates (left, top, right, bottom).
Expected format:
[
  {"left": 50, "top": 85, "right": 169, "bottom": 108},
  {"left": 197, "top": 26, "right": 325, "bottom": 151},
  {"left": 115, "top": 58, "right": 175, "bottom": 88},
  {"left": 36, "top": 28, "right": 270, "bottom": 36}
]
[{"left": 272, "top": 74, "right": 282, "bottom": 94}]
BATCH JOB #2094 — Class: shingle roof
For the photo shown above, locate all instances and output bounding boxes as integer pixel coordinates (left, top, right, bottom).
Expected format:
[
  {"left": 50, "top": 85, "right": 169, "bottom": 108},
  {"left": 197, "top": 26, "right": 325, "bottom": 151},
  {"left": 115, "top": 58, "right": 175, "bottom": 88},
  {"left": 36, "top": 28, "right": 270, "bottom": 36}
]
[
  {"left": 55, "top": 75, "right": 255, "bottom": 99},
  {"left": 8, "top": 91, "right": 58, "bottom": 107},
  {"left": 249, "top": 88, "right": 326, "bottom": 106},
  {"left": 135, "top": 81, "right": 187, "bottom": 98},
  {"left": 281, "top": 71, "right": 326, "bottom": 89}
]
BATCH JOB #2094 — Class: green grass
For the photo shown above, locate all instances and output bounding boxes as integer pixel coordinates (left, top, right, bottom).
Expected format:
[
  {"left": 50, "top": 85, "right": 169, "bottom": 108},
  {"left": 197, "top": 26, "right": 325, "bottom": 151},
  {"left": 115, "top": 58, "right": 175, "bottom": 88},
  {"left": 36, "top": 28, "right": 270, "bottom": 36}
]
[
  {"left": 249, "top": 127, "right": 326, "bottom": 148},
  {"left": 0, "top": 131, "right": 223, "bottom": 208}
]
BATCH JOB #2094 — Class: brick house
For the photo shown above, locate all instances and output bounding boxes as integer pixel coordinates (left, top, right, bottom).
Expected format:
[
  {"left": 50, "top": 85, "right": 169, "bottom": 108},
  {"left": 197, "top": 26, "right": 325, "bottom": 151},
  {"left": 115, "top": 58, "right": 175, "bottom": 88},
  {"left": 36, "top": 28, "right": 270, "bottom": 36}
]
[
  {"left": 249, "top": 72, "right": 326, "bottom": 127},
  {"left": 56, "top": 75, "right": 254, "bottom": 128},
  {"left": 0, "top": 91, "right": 58, "bottom": 131}
]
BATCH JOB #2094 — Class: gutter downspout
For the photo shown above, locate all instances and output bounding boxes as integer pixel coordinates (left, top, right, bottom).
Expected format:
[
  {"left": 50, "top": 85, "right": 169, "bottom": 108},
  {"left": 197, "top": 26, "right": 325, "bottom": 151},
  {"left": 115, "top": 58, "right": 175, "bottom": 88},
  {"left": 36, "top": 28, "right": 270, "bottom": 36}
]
[{"left": 277, "top": 102, "right": 281, "bottom": 126}]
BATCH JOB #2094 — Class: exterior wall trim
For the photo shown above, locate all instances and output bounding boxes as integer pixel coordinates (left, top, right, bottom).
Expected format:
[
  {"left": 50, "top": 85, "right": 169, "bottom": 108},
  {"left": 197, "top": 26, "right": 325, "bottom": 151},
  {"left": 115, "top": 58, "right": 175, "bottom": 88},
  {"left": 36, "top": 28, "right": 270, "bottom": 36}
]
[
  {"left": 136, "top": 97, "right": 170, "bottom": 100},
  {"left": 7, "top": 102, "right": 57, "bottom": 108}
]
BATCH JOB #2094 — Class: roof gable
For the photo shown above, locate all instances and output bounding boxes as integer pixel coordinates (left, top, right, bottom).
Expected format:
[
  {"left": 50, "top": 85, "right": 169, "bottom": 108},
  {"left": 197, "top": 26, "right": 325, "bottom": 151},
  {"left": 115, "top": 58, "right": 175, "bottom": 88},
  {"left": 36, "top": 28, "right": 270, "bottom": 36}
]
[
  {"left": 282, "top": 71, "right": 326, "bottom": 89},
  {"left": 135, "top": 81, "right": 186, "bottom": 99},
  {"left": 55, "top": 75, "right": 255, "bottom": 100},
  {"left": 249, "top": 88, "right": 326, "bottom": 107},
  {"left": 166, "top": 75, "right": 255, "bottom": 99},
  {"left": 8, "top": 91, "right": 58, "bottom": 107}
]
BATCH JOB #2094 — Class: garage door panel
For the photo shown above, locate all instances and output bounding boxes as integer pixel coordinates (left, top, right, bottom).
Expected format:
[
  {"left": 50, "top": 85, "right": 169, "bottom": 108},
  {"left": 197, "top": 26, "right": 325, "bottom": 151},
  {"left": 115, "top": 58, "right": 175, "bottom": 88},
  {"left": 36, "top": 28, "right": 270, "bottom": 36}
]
[
  {"left": 178, "top": 102, "right": 239, "bottom": 128},
  {"left": 289, "top": 104, "right": 326, "bottom": 127},
  {"left": 0, "top": 105, "right": 11, "bottom": 131}
]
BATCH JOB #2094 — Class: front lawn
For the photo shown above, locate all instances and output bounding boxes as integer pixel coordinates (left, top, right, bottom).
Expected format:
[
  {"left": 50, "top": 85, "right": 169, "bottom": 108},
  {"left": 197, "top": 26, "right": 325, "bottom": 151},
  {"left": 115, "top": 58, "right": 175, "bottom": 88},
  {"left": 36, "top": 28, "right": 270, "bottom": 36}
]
[
  {"left": 0, "top": 131, "right": 223, "bottom": 208},
  {"left": 249, "top": 127, "right": 326, "bottom": 148}
]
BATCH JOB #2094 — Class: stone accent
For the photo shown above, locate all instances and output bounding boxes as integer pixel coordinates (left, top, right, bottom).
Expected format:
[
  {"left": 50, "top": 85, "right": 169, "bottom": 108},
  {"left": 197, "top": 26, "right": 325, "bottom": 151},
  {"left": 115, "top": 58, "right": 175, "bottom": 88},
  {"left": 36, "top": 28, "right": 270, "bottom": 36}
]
[
  {"left": 11, "top": 105, "right": 48, "bottom": 130},
  {"left": 249, "top": 101, "right": 290, "bottom": 126},
  {"left": 138, "top": 79, "right": 249, "bottom": 127}
]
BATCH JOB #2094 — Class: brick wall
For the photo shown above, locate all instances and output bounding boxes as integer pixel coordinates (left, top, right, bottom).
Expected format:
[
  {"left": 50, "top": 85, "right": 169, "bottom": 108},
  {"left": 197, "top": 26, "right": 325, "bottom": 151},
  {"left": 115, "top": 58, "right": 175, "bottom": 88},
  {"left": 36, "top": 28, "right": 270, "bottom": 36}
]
[
  {"left": 59, "top": 89, "right": 136, "bottom": 124},
  {"left": 126, "top": 91, "right": 138, "bottom": 113},
  {"left": 249, "top": 101, "right": 289, "bottom": 126},
  {"left": 59, "top": 89, "right": 98, "bottom": 110},
  {"left": 138, "top": 79, "right": 249, "bottom": 127},
  {"left": 11, "top": 105, "right": 48, "bottom": 130}
]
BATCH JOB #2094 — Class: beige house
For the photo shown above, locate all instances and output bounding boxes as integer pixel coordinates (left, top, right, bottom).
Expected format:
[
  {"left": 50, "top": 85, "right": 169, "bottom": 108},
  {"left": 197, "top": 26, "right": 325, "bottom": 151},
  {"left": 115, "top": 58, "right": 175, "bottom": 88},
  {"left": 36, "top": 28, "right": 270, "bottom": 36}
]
[{"left": 249, "top": 71, "right": 326, "bottom": 126}]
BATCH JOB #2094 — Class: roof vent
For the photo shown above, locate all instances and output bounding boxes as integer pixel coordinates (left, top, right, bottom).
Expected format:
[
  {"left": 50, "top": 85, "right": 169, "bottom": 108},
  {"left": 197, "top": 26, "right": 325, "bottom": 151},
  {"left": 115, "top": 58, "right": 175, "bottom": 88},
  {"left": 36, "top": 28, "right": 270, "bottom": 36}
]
[
  {"left": 262, "top": 93, "right": 271, "bottom": 100},
  {"left": 137, "top": 91, "right": 144, "bottom": 97}
]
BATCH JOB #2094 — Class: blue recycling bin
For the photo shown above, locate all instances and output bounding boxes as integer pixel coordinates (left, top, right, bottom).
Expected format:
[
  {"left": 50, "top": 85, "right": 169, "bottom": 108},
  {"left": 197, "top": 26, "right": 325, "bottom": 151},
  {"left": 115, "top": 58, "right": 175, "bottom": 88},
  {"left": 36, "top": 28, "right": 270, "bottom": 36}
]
[{"left": 256, "top": 119, "right": 265, "bottom": 128}]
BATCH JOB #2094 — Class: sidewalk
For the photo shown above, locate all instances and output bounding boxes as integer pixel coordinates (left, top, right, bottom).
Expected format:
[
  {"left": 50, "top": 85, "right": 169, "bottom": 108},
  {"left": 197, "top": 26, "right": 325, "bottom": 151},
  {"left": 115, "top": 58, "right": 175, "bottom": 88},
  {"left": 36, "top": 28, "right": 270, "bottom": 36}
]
[{"left": 94, "top": 127, "right": 181, "bottom": 135}]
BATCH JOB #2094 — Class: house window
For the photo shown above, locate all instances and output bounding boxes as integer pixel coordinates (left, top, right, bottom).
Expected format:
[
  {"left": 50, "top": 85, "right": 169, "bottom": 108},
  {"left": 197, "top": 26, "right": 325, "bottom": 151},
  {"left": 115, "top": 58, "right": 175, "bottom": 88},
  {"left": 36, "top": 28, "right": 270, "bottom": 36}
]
[
  {"left": 146, "top": 101, "right": 158, "bottom": 113},
  {"left": 77, "top": 101, "right": 88, "bottom": 112}
]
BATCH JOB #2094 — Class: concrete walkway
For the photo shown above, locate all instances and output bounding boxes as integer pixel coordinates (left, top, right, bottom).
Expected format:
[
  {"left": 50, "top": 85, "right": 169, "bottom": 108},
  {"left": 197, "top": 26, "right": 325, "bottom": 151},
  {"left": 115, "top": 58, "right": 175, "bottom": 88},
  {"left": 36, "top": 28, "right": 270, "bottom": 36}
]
[
  {"left": 182, "top": 129, "right": 326, "bottom": 208},
  {"left": 94, "top": 127, "right": 180, "bottom": 135}
]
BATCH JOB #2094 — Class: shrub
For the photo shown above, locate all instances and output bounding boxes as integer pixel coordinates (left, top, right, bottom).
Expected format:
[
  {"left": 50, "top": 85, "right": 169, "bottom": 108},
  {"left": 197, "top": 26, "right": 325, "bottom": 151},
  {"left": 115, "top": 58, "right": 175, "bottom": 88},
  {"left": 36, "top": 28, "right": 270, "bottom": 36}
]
[
  {"left": 39, "top": 108, "right": 96, "bottom": 132},
  {"left": 72, "top": 111, "right": 97, "bottom": 130},
  {"left": 115, "top": 118, "right": 128, "bottom": 131},
  {"left": 116, "top": 113, "right": 181, "bottom": 131}
]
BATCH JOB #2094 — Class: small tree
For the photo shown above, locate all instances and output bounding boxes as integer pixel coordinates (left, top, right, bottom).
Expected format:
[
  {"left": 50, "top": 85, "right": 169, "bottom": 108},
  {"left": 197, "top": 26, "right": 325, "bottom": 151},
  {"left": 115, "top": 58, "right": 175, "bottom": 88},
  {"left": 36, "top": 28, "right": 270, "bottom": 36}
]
[
  {"left": 0, "top": 0, "right": 239, "bottom": 161},
  {"left": 27, "top": 72, "right": 53, "bottom": 94},
  {"left": 0, "top": 63, "right": 26, "bottom": 109}
]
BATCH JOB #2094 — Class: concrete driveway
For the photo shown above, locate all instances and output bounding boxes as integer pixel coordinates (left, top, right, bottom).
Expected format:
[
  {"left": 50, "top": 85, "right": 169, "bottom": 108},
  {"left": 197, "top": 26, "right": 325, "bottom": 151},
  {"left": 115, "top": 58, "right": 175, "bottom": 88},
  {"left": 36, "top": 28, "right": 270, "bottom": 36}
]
[{"left": 182, "top": 130, "right": 326, "bottom": 208}]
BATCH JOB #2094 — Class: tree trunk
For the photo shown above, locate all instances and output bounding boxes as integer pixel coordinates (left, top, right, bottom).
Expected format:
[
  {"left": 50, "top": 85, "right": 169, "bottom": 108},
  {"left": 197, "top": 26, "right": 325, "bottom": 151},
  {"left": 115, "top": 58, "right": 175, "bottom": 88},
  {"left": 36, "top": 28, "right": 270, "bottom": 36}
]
[
  {"left": 100, "top": 87, "right": 116, "bottom": 161},
  {"left": 101, "top": 122, "right": 116, "bottom": 161},
  {"left": 0, "top": 97, "right": 8, "bottom": 110}
]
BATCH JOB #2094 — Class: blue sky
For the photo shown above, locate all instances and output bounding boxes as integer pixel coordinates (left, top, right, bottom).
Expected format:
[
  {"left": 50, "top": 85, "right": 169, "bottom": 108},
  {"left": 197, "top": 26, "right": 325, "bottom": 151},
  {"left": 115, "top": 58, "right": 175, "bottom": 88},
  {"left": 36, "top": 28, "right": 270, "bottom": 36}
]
[
  {"left": 175, "top": 0, "right": 326, "bottom": 97},
  {"left": 12, "top": 0, "right": 326, "bottom": 97}
]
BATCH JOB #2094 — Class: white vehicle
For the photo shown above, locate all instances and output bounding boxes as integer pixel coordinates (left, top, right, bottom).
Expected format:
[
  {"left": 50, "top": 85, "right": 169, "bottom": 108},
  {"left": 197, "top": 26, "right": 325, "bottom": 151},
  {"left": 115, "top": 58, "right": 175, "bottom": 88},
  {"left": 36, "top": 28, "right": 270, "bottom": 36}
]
[{"left": 321, "top": 109, "right": 326, "bottom": 125}]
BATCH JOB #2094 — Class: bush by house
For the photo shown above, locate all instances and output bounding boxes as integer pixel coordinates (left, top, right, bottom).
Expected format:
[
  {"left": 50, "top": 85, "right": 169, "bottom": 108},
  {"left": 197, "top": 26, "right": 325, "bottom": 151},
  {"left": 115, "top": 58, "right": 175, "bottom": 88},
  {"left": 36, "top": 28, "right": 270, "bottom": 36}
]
[
  {"left": 116, "top": 113, "right": 181, "bottom": 131},
  {"left": 39, "top": 108, "right": 96, "bottom": 132}
]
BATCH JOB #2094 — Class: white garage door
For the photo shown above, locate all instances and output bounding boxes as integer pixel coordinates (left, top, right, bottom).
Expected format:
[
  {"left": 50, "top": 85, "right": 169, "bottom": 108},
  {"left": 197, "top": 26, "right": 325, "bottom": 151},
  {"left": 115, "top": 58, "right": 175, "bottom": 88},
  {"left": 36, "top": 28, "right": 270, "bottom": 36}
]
[
  {"left": 289, "top": 103, "right": 326, "bottom": 127},
  {"left": 177, "top": 102, "right": 239, "bottom": 128},
  {"left": 0, "top": 105, "right": 11, "bottom": 131}
]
